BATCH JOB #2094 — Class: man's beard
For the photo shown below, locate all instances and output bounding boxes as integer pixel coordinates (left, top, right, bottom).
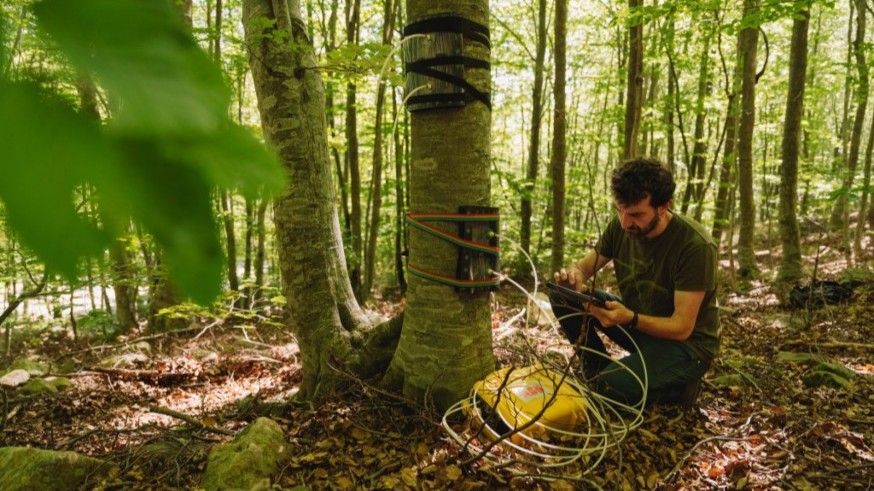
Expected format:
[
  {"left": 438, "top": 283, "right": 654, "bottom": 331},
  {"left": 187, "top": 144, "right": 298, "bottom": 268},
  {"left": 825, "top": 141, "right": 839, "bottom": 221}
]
[{"left": 625, "top": 214, "right": 660, "bottom": 239}]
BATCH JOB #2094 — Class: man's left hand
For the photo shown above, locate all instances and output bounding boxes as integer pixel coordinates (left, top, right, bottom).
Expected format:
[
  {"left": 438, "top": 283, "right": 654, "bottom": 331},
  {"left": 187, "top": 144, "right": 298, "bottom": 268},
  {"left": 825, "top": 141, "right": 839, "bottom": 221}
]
[{"left": 587, "top": 301, "right": 634, "bottom": 328}]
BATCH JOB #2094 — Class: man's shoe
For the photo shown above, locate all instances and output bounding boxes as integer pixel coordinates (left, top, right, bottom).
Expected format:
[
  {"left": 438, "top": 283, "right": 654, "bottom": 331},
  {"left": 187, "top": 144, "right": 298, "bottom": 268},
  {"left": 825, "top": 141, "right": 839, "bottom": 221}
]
[{"left": 678, "top": 378, "right": 702, "bottom": 408}]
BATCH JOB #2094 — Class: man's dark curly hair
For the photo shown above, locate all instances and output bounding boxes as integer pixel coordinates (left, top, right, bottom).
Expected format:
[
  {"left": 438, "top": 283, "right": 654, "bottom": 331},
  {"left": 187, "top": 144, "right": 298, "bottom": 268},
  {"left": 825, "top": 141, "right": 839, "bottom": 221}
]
[{"left": 610, "top": 157, "right": 676, "bottom": 207}]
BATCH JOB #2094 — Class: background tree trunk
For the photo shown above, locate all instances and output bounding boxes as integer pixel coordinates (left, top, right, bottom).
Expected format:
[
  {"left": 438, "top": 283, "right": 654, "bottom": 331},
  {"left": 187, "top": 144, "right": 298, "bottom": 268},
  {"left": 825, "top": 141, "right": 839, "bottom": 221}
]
[
  {"left": 384, "top": 0, "right": 495, "bottom": 409},
  {"left": 345, "top": 0, "right": 363, "bottom": 300},
  {"left": 830, "top": 0, "right": 867, "bottom": 247},
  {"left": 737, "top": 0, "right": 759, "bottom": 280},
  {"left": 623, "top": 0, "right": 644, "bottom": 160},
  {"left": 777, "top": 6, "right": 810, "bottom": 282},
  {"left": 362, "top": 0, "right": 398, "bottom": 301},
  {"left": 551, "top": 0, "right": 568, "bottom": 273},
  {"left": 520, "top": 0, "right": 548, "bottom": 258}
]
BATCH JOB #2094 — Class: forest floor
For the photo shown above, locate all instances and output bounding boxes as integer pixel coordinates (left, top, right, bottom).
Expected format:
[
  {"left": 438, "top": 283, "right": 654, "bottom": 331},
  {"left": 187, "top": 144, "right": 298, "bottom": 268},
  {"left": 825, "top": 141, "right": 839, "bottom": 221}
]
[{"left": 1, "top": 235, "right": 873, "bottom": 490}]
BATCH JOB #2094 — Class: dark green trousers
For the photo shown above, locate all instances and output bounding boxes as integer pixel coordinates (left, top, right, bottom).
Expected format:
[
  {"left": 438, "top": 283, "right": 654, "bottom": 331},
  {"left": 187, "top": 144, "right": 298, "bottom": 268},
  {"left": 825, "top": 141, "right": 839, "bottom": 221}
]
[{"left": 549, "top": 291, "right": 709, "bottom": 406}]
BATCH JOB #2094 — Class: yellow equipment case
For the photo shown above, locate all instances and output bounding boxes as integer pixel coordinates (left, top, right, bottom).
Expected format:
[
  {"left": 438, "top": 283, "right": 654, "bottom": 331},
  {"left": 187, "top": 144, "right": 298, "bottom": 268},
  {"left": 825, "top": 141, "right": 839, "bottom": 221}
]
[{"left": 466, "top": 365, "right": 587, "bottom": 444}]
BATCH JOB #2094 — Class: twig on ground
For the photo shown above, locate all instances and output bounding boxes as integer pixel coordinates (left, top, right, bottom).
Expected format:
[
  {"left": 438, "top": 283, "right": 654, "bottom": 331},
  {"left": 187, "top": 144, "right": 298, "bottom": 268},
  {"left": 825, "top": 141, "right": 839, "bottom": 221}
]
[{"left": 149, "top": 405, "right": 234, "bottom": 436}]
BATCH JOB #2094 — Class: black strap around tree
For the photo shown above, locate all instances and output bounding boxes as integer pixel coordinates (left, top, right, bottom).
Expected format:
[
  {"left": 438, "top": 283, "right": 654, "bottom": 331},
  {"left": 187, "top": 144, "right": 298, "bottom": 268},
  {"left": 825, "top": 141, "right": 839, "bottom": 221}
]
[
  {"left": 403, "top": 15, "right": 490, "bottom": 49},
  {"left": 403, "top": 15, "right": 492, "bottom": 111}
]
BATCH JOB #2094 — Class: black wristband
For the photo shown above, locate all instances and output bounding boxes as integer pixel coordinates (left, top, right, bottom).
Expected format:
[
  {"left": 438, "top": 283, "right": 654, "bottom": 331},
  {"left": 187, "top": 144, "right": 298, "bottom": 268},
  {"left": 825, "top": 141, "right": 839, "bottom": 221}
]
[{"left": 628, "top": 311, "right": 639, "bottom": 329}]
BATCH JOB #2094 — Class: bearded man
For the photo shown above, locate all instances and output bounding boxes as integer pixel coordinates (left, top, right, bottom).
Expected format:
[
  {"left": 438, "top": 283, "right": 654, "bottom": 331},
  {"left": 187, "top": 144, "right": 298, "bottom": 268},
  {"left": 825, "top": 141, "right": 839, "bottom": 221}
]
[{"left": 551, "top": 157, "right": 720, "bottom": 407}]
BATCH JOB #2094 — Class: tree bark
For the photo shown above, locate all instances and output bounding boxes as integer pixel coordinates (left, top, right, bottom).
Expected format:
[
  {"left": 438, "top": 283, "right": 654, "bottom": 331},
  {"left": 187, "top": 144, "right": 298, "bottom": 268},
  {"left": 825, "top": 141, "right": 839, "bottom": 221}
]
[
  {"left": 384, "top": 0, "right": 495, "bottom": 409},
  {"left": 75, "top": 71, "right": 138, "bottom": 331},
  {"left": 551, "top": 0, "right": 568, "bottom": 273},
  {"left": 713, "top": 27, "right": 741, "bottom": 248},
  {"left": 623, "top": 0, "right": 644, "bottom": 160},
  {"left": 362, "top": 0, "right": 398, "bottom": 301},
  {"left": 345, "top": 0, "right": 363, "bottom": 299},
  {"left": 830, "top": 0, "right": 867, "bottom": 243},
  {"left": 520, "top": 0, "right": 548, "bottom": 257},
  {"left": 681, "top": 30, "right": 712, "bottom": 214},
  {"left": 736, "top": 0, "right": 759, "bottom": 279},
  {"left": 220, "top": 191, "right": 239, "bottom": 292},
  {"left": 777, "top": 7, "right": 810, "bottom": 282},
  {"left": 243, "top": 0, "right": 393, "bottom": 400}
]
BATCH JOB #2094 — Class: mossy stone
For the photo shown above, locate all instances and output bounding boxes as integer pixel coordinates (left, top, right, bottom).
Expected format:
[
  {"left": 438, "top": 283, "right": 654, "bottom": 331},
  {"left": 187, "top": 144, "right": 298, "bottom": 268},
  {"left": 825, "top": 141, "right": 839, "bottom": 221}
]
[
  {"left": 776, "top": 351, "right": 820, "bottom": 364},
  {"left": 47, "top": 376, "right": 76, "bottom": 392},
  {"left": 20, "top": 378, "right": 59, "bottom": 395},
  {"left": 9, "top": 357, "right": 49, "bottom": 376},
  {"left": 201, "top": 417, "right": 289, "bottom": 490},
  {"left": 803, "top": 370, "right": 852, "bottom": 389},
  {"left": 0, "top": 447, "right": 117, "bottom": 490}
]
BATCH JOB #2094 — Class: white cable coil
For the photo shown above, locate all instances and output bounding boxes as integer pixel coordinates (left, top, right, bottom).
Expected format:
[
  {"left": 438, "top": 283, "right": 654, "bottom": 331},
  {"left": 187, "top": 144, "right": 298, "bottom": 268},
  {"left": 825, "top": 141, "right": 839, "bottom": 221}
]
[{"left": 442, "top": 235, "right": 648, "bottom": 471}]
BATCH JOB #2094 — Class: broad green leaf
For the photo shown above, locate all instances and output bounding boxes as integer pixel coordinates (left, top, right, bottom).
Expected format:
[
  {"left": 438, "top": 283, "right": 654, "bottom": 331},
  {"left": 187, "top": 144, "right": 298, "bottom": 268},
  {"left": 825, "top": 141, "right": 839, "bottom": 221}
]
[
  {"left": 0, "top": 82, "right": 113, "bottom": 278},
  {"left": 92, "top": 140, "right": 224, "bottom": 303},
  {"left": 34, "top": 0, "right": 228, "bottom": 136},
  {"left": 169, "top": 124, "right": 285, "bottom": 200}
]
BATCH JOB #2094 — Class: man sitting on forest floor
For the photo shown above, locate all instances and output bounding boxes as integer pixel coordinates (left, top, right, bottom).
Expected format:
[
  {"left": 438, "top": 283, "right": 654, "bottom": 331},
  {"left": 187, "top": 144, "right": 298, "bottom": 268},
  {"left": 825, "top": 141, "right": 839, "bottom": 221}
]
[{"left": 551, "top": 157, "right": 720, "bottom": 407}]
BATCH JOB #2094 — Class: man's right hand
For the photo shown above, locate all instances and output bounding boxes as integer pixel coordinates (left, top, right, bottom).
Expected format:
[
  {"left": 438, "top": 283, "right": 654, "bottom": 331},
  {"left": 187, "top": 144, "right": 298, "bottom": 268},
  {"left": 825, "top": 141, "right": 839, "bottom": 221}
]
[{"left": 554, "top": 266, "right": 587, "bottom": 292}]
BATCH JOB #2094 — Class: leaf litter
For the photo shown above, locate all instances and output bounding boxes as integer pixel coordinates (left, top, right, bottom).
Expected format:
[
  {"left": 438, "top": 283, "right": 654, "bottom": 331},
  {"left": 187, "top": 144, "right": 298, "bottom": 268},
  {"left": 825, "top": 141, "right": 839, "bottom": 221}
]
[{"left": 0, "top": 242, "right": 872, "bottom": 489}]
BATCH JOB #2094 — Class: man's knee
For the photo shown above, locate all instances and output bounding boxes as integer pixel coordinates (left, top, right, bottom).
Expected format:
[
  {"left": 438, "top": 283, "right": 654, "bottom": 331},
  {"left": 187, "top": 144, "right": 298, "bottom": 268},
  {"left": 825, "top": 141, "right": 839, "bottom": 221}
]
[{"left": 593, "top": 364, "right": 644, "bottom": 405}]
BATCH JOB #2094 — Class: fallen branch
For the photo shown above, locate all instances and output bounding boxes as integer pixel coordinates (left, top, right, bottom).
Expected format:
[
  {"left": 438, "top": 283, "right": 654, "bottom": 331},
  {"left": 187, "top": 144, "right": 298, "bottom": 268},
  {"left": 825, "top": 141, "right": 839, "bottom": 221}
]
[
  {"left": 664, "top": 435, "right": 751, "bottom": 483},
  {"left": 64, "top": 325, "right": 205, "bottom": 357},
  {"left": 149, "top": 405, "right": 234, "bottom": 436},
  {"left": 85, "top": 367, "right": 194, "bottom": 385},
  {"left": 778, "top": 341, "right": 874, "bottom": 350}
]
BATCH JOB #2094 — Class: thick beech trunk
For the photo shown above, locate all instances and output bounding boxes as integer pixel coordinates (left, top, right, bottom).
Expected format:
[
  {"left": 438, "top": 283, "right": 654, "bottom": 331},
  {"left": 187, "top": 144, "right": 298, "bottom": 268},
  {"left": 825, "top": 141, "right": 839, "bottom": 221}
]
[
  {"left": 384, "top": 0, "right": 495, "bottom": 409},
  {"left": 243, "top": 0, "right": 396, "bottom": 400}
]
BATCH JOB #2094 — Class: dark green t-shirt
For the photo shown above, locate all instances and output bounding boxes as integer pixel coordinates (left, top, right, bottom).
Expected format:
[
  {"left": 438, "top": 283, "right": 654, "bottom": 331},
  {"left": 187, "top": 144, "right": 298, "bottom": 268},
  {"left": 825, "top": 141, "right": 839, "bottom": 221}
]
[{"left": 596, "top": 213, "right": 720, "bottom": 361}]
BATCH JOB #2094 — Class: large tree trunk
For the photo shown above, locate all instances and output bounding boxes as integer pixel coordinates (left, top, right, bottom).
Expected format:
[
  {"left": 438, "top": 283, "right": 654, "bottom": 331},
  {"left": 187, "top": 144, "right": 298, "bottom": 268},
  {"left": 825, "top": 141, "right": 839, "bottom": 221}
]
[
  {"left": 623, "top": 0, "right": 644, "bottom": 160},
  {"left": 519, "top": 0, "right": 548, "bottom": 257},
  {"left": 777, "top": 7, "right": 811, "bottom": 282},
  {"left": 551, "top": 0, "right": 568, "bottom": 273},
  {"left": 243, "top": 0, "right": 393, "bottom": 400},
  {"left": 736, "top": 0, "right": 759, "bottom": 279},
  {"left": 384, "top": 0, "right": 495, "bottom": 409}
]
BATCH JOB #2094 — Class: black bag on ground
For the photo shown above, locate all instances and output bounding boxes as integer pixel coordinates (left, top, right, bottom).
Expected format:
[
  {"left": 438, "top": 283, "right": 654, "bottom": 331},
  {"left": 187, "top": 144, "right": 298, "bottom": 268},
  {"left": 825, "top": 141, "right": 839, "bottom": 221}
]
[{"left": 789, "top": 280, "right": 853, "bottom": 308}]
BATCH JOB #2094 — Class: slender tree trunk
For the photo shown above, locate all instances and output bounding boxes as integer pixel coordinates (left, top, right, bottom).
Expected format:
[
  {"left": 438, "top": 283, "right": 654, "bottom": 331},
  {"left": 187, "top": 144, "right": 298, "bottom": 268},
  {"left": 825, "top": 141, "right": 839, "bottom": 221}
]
[
  {"left": 520, "top": 0, "right": 548, "bottom": 257},
  {"left": 551, "top": 0, "right": 568, "bottom": 273},
  {"left": 665, "top": 18, "right": 676, "bottom": 169},
  {"left": 346, "top": 0, "right": 363, "bottom": 298},
  {"left": 681, "top": 30, "right": 712, "bottom": 214},
  {"left": 854, "top": 95, "right": 874, "bottom": 257},
  {"left": 362, "top": 0, "right": 398, "bottom": 301},
  {"left": 624, "top": 0, "right": 644, "bottom": 159},
  {"left": 830, "top": 0, "right": 867, "bottom": 244},
  {"left": 393, "top": 90, "right": 408, "bottom": 292},
  {"left": 244, "top": 198, "right": 254, "bottom": 280},
  {"left": 75, "top": 71, "right": 138, "bottom": 330},
  {"left": 737, "top": 0, "right": 759, "bottom": 279},
  {"left": 145, "top": 0, "right": 194, "bottom": 333},
  {"left": 254, "top": 199, "right": 268, "bottom": 296},
  {"left": 243, "top": 0, "right": 397, "bottom": 400},
  {"left": 220, "top": 191, "right": 239, "bottom": 291},
  {"left": 777, "top": 7, "right": 810, "bottom": 282},
  {"left": 385, "top": 0, "right": 495, "bottom": 409}
]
